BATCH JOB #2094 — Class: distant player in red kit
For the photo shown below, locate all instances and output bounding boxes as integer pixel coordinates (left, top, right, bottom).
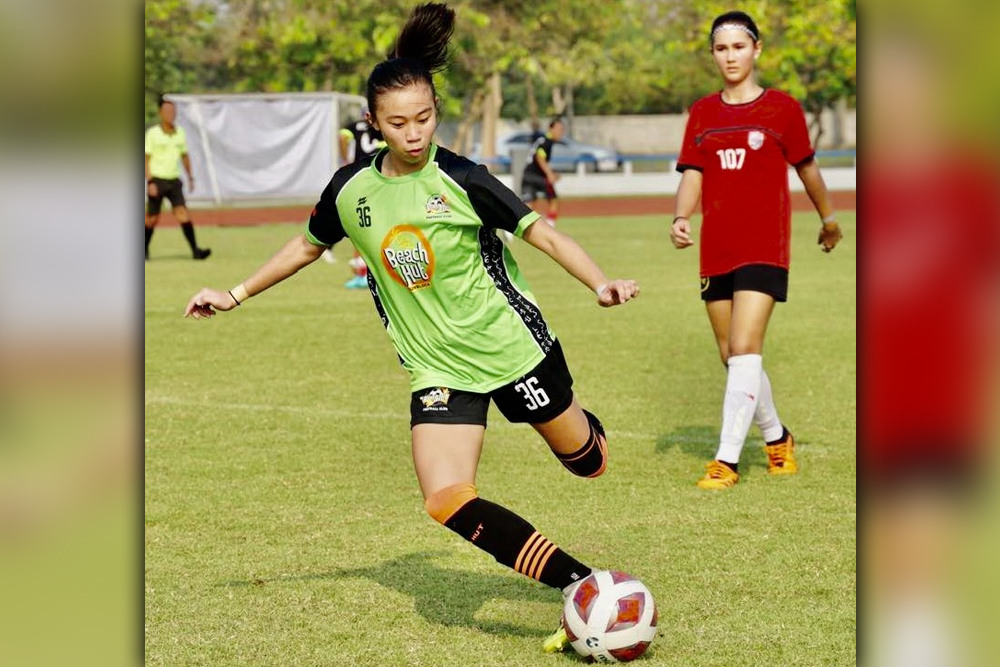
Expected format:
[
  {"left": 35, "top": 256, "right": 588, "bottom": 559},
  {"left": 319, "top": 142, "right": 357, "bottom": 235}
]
[{"left": 669, "top": 11, "right": 843, "bottom": 489}]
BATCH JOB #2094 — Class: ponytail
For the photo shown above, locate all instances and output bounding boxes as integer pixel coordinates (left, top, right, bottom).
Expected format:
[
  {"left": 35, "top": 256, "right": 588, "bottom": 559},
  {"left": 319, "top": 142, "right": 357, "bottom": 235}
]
[
  {"left": 388, "top": 2, "right": 454, "bottom": 71},
  {"left": 367, "top": 3, "right": 455, "bottom": 115}
]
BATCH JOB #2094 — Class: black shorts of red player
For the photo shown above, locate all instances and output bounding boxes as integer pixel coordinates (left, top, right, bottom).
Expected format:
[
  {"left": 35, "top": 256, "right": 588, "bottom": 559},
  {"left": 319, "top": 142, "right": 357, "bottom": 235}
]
[
  {"left": 147, "top": 177, "right": 186, "bottom": 215},
  {"left": 520, "top": 170, "right": 557, "bottom": 202},
  {"left": 700, "top": 264, "right": 789, "bottom": 303},
  {"left": 410, "top": 339, "right": 574, "bottom": 427}
]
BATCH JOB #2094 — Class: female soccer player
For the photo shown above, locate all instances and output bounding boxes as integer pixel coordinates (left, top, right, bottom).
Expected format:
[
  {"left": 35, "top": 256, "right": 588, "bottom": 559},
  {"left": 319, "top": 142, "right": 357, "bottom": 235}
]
[
  {"left": 184, "top": 2, "right": 639, "bottom": 652},
  {"left": 669, "top": 10, "right": 843, "bottom": 489},
  {"left": 520, "top": 117, "right": 565, "bottom": 226}
]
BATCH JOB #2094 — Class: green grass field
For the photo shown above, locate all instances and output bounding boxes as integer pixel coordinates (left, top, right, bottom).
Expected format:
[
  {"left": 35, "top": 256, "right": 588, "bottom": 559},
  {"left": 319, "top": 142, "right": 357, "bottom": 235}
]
[{"left": 145, "top": 212, "right": 856, "bottom": 666}]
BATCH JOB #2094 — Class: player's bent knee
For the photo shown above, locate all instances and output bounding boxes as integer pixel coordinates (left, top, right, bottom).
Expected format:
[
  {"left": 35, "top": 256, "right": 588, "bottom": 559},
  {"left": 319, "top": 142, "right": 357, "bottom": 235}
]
[
  {"left": 424, "top": 482, "right": 478, "bottom": 525},
  {"left": 556, "top": 410, "right": 608, "bottom": 478}
]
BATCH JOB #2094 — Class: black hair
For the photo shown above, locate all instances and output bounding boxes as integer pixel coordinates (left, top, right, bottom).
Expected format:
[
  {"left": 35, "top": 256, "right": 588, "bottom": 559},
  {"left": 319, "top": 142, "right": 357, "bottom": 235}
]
[
  {"left": 549, "top": 117, "right": 564, "bottom": 129},
  {"left": 158, "top": 94, "right": 173, "bottom": 109},
  {"left": 366, "top": 3, "right": 455, "bottom": 116},
  {"left": 710, "top": 11, "right": 760, "bottom": 46}
]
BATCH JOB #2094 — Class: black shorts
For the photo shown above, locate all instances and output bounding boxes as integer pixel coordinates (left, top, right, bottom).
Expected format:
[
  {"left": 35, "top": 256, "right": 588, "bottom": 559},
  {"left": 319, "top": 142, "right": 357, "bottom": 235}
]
[
  {"left": 700, "top": 264, "right": 789, "bottom": 302},
  {"left": 147, "top": 177, "right": 186, "bottom": 215},
  {"left": 520, "top": 170, "right": 557, "bottom": 202},
  {"left": 410, "top": 339, "right": 574, "bottom": 427}
]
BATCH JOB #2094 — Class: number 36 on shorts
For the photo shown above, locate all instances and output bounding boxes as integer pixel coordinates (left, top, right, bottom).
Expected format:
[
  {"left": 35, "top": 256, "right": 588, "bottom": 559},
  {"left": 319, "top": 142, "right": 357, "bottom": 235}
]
[{"left": 514, "top": 376, "right": 550, "bottom": 410}]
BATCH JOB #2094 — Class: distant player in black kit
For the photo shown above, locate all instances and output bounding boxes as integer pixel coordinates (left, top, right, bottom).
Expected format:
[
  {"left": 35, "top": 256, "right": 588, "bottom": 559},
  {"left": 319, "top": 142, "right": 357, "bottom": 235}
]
[
  {"left": 520, "top": 117, "right": 564, "bottom": 227},
  {"left": 323, "top": 108, "right": 386, "bottom": 285},
  {"left": 339, "top": 110, "right": 385, "bottom": 165}
]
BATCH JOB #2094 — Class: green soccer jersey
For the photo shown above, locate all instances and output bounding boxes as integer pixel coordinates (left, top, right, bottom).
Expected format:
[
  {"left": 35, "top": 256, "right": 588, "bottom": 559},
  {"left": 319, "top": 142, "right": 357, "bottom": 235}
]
[{"left": 306, "top": 144, "right": 553, "bottom": 393}]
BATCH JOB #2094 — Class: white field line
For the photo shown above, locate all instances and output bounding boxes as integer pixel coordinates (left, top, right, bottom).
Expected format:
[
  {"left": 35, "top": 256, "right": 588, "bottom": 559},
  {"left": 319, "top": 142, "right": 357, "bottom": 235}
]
[{"left": 144, "top": 394, "right": 832, "bottom": 452}]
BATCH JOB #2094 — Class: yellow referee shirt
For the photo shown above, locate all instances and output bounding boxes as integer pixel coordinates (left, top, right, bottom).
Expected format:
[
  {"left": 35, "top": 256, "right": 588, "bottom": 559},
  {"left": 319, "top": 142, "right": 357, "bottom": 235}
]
[{"left": 145, "top": 125, "right": 188, "bottom": 179}]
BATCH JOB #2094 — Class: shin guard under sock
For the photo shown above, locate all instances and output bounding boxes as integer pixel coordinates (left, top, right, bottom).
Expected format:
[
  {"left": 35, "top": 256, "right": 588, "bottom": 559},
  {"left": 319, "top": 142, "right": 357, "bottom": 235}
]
[{"left": 555, "top": 410, "right": 608, "bottom": 477}]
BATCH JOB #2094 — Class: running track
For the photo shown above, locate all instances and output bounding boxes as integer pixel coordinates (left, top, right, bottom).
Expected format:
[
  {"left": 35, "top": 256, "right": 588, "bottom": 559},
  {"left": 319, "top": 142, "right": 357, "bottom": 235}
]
[{"left": 168, "top": 191, "right": 856, "bottom": 228}]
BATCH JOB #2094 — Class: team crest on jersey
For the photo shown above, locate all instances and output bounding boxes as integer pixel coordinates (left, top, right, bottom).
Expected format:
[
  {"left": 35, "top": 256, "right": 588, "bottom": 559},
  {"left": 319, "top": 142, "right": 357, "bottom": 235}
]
[
  {"left": 381, "top": 224, "right": 436, "bottom": 290},
  {"left": 420, "top": 387, "right": 451, "bottom": 409},
  {"left": 425, "top": 194, "right": 451, "bottom": 219},
  {"left": 700, "top": 277, "right": 710, "bottom": 293},
  {"left": 748, "top": 130, "right": 765, "bottom": 150}
]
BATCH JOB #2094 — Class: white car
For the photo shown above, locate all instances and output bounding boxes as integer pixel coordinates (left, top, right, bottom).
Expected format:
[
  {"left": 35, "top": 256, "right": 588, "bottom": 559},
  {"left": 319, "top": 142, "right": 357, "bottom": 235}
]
[{"left": 473, "top": 131, "right": 621, "bottom": 173}]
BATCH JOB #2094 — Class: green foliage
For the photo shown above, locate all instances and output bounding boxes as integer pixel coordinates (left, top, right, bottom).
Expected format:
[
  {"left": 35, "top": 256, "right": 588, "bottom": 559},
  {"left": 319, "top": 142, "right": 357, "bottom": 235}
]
[
  {"left": 143, "top": 1, "right": 856, "bottom": 122},
  {"left": 144, "top": 0, "right": 217, "bottom": 125},
  {"left": 145, "top": 211, "right": 856, "bottom": 666}
]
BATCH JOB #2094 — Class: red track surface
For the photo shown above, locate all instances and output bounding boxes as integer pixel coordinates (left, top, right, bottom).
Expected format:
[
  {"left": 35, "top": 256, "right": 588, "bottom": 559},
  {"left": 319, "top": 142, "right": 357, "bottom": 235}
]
[{"left": 166, "top": 191, "right": 856, "bottom": 228}]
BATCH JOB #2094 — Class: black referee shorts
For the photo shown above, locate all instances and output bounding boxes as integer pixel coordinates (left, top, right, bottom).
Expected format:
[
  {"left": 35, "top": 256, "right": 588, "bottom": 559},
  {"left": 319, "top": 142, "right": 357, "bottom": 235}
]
[{"left": 147, "top": 177, "right": 186, "bottom": 215}]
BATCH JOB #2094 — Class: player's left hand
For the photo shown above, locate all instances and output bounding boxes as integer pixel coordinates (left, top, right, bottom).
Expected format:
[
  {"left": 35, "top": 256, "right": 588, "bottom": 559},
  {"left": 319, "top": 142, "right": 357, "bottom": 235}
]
[
  {"left": 597, "top": 280, "right": 640, "bottom": 307},
  {"left": 818, "top": 222, "right": 843, "bottom": 253}
]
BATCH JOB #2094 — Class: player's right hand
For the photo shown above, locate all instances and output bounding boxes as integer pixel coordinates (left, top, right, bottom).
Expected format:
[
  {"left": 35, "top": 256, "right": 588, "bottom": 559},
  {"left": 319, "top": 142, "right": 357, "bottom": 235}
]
[
  {"left": 597, "top": 279, "right": 640, "bottom": 307},
  {"left": 670, "top": 218, "right": 694, "bottom": 249},
  {"left": 184, "top": 288, "right": 237, "bottom": 319}
]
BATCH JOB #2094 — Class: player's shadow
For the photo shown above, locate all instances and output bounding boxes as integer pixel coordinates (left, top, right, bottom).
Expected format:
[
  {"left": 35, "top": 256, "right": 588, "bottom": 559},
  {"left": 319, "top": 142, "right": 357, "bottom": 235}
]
[
  {"left": 654, "top": 424, "right": 769, "bottom": 471},
  {"left": 222, "top": 550, "right": 557, "bottom": 638}
]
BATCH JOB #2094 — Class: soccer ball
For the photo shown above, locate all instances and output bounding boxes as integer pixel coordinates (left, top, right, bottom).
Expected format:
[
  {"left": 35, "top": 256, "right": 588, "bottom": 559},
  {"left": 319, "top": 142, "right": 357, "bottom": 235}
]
[{"left": 562, "top": 570, "right": 657, "bottom": 663}]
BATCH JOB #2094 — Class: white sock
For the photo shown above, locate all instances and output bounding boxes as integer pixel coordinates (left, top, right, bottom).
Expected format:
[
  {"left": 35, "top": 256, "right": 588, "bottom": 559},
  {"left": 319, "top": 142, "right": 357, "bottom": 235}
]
[
  {"left": 715, "top": 354, "right": 763, "bottom": 464},
  {"left": 754, "top": 369, "right": 785, "bottom": 443}
]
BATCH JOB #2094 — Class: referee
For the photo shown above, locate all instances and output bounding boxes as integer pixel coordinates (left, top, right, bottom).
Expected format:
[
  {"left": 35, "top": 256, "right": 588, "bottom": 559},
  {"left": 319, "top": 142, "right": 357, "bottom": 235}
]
[{"left": 145, "top": 97, "right": 210, "bottom": 261}]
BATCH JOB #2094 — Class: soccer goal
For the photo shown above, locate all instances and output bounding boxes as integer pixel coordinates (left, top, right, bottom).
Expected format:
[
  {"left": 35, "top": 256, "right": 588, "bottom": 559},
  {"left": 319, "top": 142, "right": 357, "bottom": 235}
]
[{"left": 165, "top": 91, "right": 366, "bottom": 206}]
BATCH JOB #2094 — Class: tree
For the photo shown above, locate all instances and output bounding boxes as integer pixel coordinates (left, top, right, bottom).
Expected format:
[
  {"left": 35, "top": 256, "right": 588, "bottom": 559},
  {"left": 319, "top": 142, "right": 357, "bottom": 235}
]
[
  {"left": 144, "top": 1, "right": 857, "bottom": 143},
  {"left": 764, "top": 0, "right": 856, "bottom": 147},
  {"left": 145, "top": 0, "right": 217, "bottom": 124}
]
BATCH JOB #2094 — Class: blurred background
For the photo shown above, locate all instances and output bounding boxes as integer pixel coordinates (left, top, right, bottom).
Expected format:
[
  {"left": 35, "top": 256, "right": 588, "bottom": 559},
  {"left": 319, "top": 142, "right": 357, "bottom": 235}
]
[
  {"left": 1, "top": 0, "right": 135, "bottom": 665},
  {"left": 863, "top": 1, "right": 1000, "bottom": 666}
]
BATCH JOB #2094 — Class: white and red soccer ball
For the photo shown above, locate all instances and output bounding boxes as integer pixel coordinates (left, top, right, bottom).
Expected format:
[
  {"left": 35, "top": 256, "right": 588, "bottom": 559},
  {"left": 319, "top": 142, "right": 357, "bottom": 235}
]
[{"left": 562, "top": 570, "right": 657, "bottom": 663}]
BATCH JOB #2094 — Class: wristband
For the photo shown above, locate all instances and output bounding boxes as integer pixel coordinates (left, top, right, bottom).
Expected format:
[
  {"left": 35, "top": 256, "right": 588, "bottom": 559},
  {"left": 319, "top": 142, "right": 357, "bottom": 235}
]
[
  {"left": 595, "top": 283, "right": 609, "bottom": 297},
  {"left": 822, "top": 214, "right": 837, "bottom": 224},
  {"left": 230, "top": 283, "right": 249, "bottom": 305}
]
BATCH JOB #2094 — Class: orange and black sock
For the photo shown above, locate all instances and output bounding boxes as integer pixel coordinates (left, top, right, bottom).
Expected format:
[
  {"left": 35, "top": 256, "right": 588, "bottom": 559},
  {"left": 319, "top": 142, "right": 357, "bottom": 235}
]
[
  {"left": 426, "top": 483, "right": 591, "bottom": 590},
  {"left": 556, "top": 409, "right": 608, "bottom": 477}
]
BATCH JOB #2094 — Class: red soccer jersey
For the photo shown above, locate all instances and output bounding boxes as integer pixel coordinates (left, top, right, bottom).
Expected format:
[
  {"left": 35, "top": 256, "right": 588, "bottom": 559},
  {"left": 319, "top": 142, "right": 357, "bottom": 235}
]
[{"left": 677, "top": 89, "right": 815, "bottom": 277}]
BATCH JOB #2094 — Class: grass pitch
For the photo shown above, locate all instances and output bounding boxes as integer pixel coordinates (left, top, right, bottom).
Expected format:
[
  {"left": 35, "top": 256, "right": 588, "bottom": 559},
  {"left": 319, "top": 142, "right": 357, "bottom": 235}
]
[{"left": 145, "top": 212, "right": 856, "bottom": 666}]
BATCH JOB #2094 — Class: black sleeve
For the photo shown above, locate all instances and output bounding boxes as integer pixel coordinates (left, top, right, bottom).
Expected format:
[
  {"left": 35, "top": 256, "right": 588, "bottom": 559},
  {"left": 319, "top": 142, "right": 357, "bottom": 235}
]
[
  {"left": 465, "top": 164, "right": 535, "bottom": 233},
  {"left": 306, "top": 163, "right": 364, "bottom": 246}
]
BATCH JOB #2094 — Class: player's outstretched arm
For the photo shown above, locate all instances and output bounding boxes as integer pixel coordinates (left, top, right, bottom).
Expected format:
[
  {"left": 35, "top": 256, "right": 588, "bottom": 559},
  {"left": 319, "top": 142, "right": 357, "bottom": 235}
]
[
  {"left": 521, "top": 218, "right": 639, "bottom": 308},
  {"left": 184, "top": 233, "right": 326, "bottom": 319}
]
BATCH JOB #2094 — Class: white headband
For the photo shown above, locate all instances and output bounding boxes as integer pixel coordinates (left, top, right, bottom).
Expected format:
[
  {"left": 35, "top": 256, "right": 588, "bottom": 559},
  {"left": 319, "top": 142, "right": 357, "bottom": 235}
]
[{"left": 711, "top": 22, "right": 759, "bottom": 43}]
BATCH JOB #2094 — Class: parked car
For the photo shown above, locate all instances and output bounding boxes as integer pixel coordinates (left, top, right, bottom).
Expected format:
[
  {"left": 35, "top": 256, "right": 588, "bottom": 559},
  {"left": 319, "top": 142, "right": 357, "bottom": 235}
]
[{"left": 471, "top": 131, "right": 621, "bottom": 173}]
